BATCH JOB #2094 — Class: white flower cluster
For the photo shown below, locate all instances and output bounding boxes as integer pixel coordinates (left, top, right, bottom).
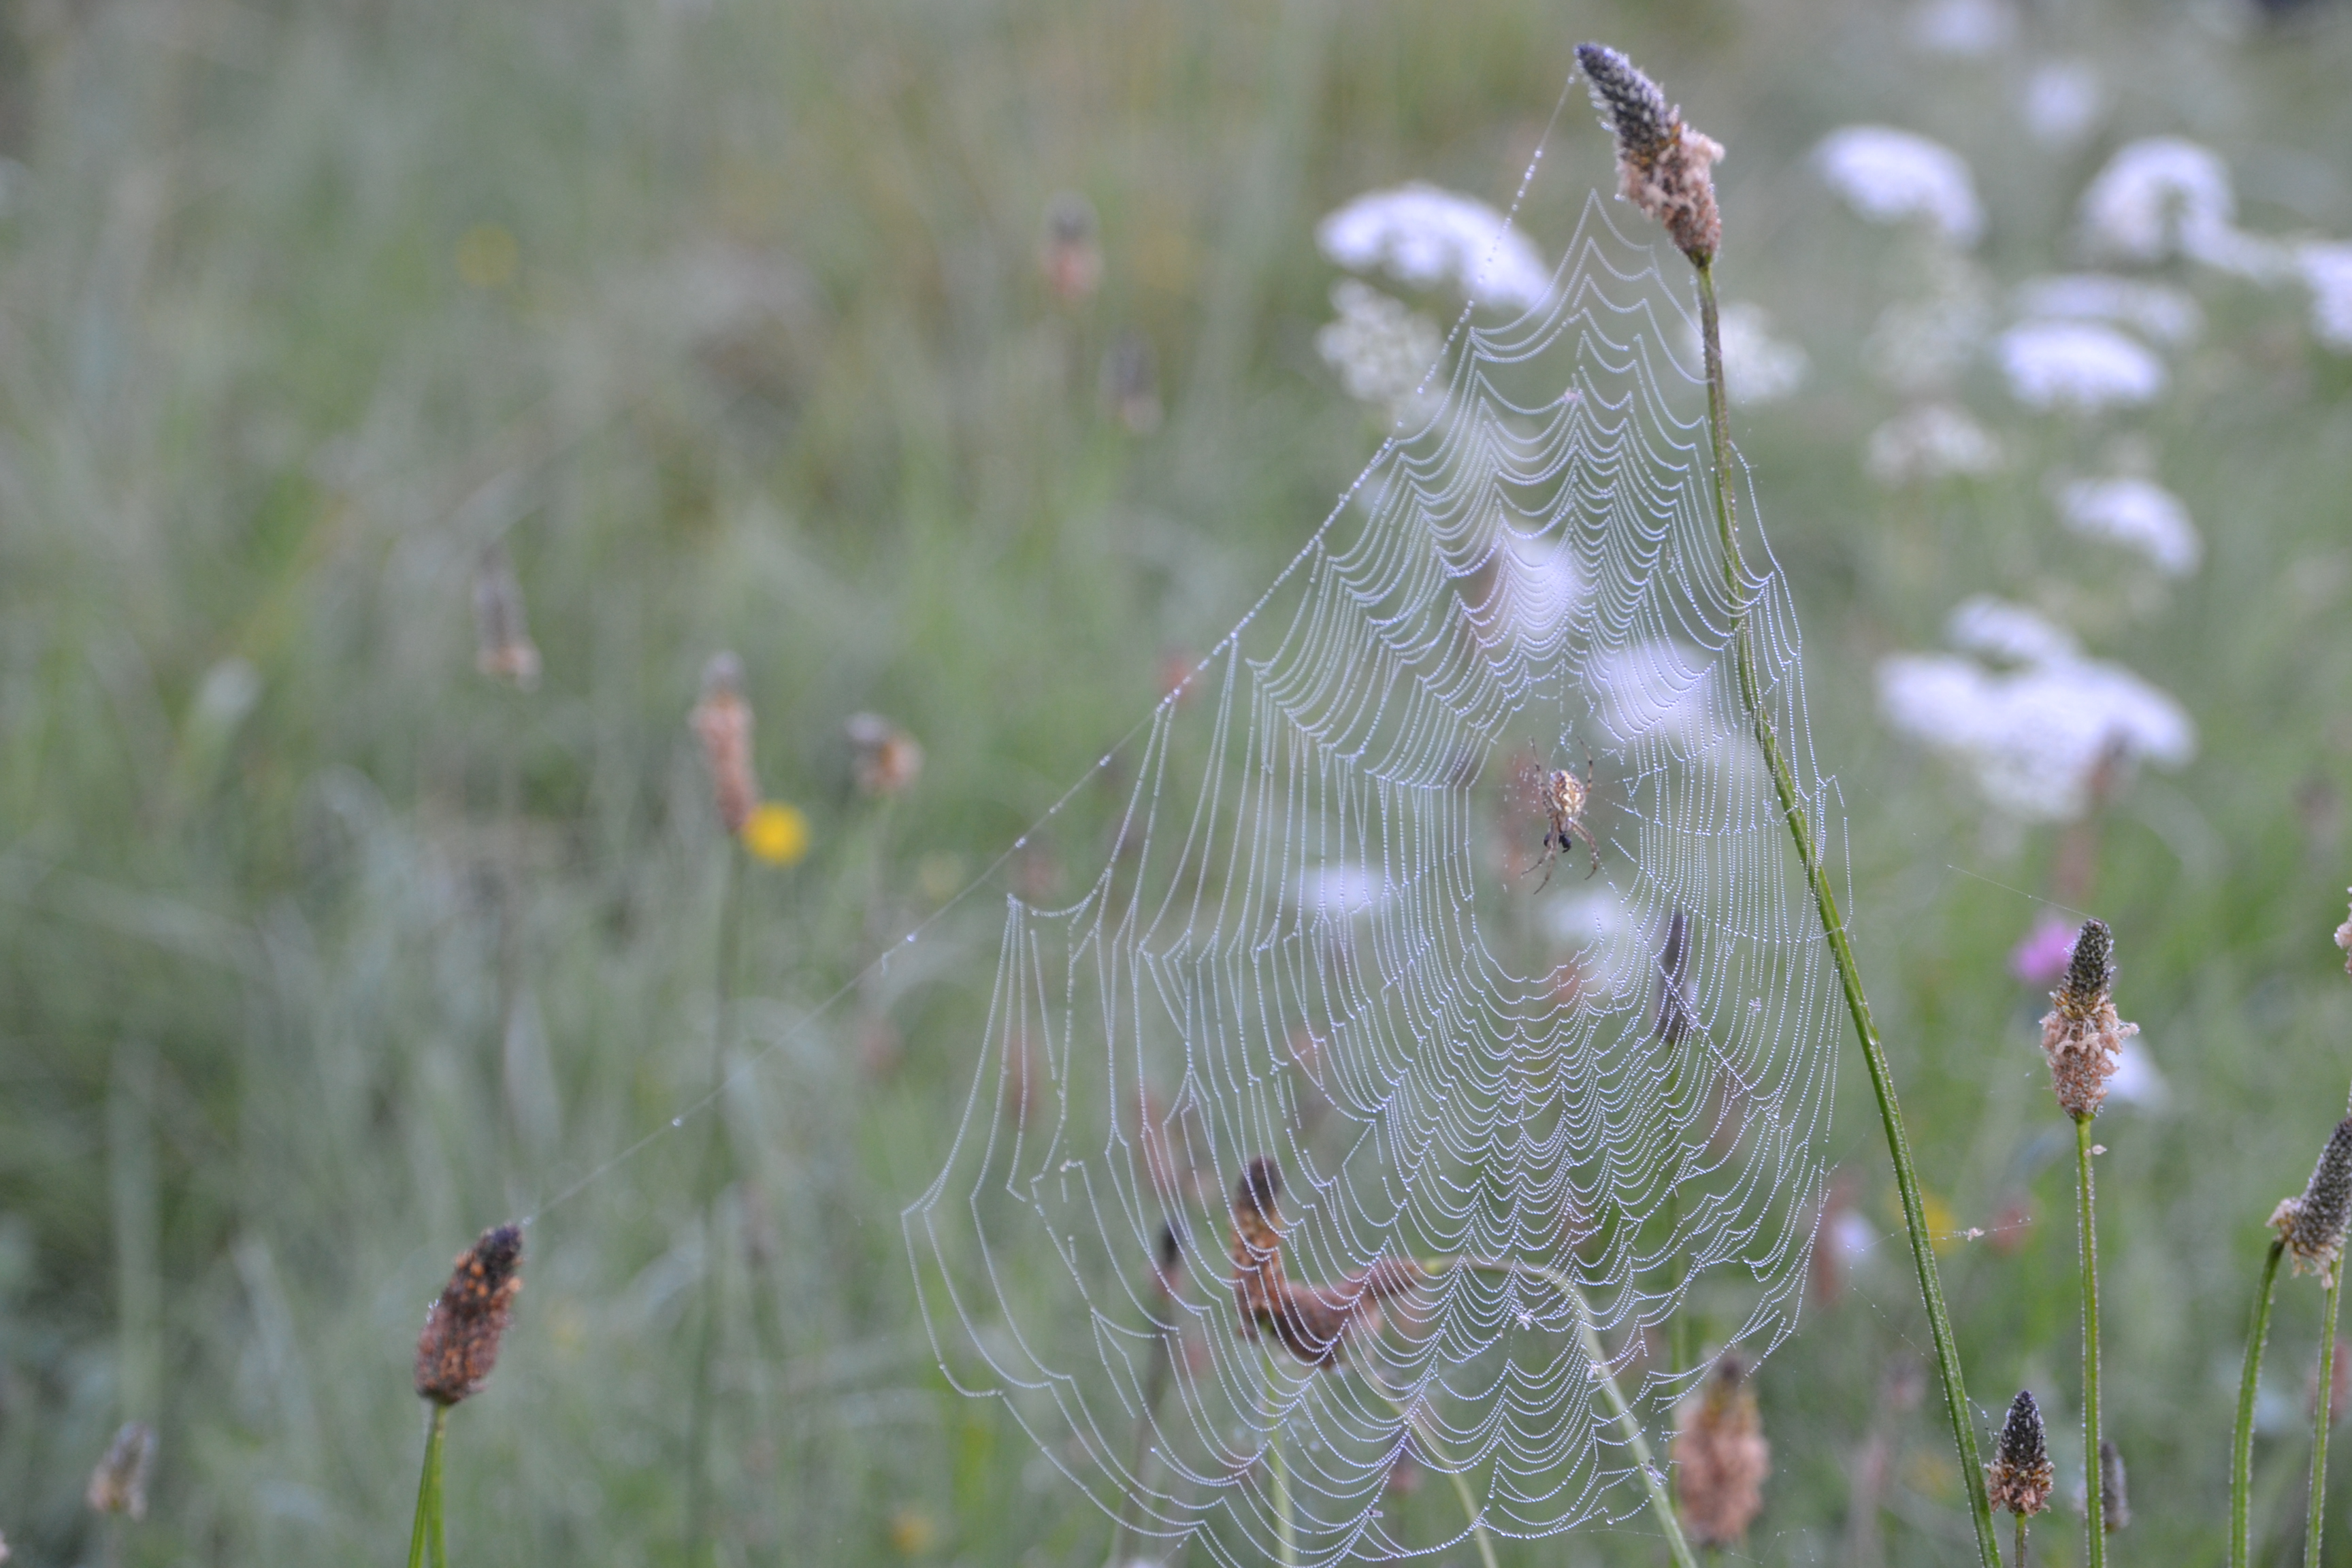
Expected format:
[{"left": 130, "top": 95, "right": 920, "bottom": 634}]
[
  {"left": 1814, "top": 126, "right": 1984, "bottom": 247},
  {"left": 2013, "top": 274, "right": 2200, "bottom": 347},
  {"left": 1313, "top": 280, "right": 1444, "bottom": 425},
  {"left": 1316, "top": 183, "right": 1553, "bottom": 313},
  {"left": 1996, "top": 321, "right": 2165, "bottom": 412},
  {"left": 1864, "top": 403, "right": 2004, "bottom": 486},
  {"left": 1682, "top": 301, "right": 1810, "bottom": 406},
  {"left": 2055, "top": 476, "right": 2201, "bottom": 578},
  {"left": 1878, "top": 597, "right": 2195, "bottom": 821}
]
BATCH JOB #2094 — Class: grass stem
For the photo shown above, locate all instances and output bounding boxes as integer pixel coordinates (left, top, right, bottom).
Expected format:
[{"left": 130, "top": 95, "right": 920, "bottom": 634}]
[
  {"left": 2074, "top": 1115, "right": 2104, "bottom": 1568},
  {"left": 1691, "top": 259, "right": 2000, "bottom": 1568},
  {"left": 685, "top": 847, "right": 745, "bottom": 1567},
  {"left": 407, "top": 1404, "right": 448, "bottom": 1568},
  {"left": 1426, "top": 1256, "right": 1698, "bottom": 1568},
  {"left": 1264, "top": 1347, "right": 1297, "bottom": 1568},
  {"left": 2015, "top": 1509, "right": 2028, "bottom": 1568},
  {"left": 2235, "top": 1241, "right": 2286, "bottom": 1568},
  {"left": 2309, "top": 1269, "right": 2344, "bottom": 1567}
]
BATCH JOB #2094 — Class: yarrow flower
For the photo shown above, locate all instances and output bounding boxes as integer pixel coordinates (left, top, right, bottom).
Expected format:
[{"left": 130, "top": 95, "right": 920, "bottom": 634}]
[
  {"left": 1315, "top": 280, "right": 1445, "bottom": 424},
  {"left": 1864, "top": 402, "right": 2004, "bottom": 486},
  {"left": 1575, "top": 44, "right": 1724, "bottom": 265},
  {"left": 1997, "top": 321, "right": 2166, "bottom": 413},
  {"left": 1673, "top": 1353, "right": 1769, "bottom": 1546},
  {"left": 2272, "top": 1117, "right": 2352, "bottom": 1283},
  {"left": 1316, "top": 184, "right": 1552, "bottom": 312},
  {"left": 2076, "top": 138, "right": 2291, "bottom": 282},
  {"left": 2304, "top": 244, "right": 2352, "bottom": 354},
  {"left": 2014, "top": 274, "right": 2200, "bottom": 347},
  {"left": 1812, "top": 125, "right": 1983, "bottom": 246},
  {"left": 2038, "top": 919, "right": 2138, "bottom": 1120},
  {"left": 1984, "top": 1389, "right": 2053, "bottom": 1517},
  {"left": 415, "top": 1223, "right": 524, "bottom": 1405},
  {"left": 2056, "top": 476, "right": 2202, "bottom": 577}
]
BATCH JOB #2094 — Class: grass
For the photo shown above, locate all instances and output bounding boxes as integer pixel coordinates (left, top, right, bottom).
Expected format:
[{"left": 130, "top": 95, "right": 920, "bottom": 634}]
[{"left": 3, "top": 0, "right": 2352, "bottom": 1563}]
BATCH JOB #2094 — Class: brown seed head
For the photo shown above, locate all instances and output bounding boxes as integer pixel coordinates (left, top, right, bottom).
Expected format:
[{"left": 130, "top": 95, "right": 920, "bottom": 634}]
[
  {"left": 1575, "top": 43, "right": 1725, "bottom": 265},
  {"left": 845, "top": 712, "right": 924, "bottom": 798},
  {"left": 1228, "top": 1156, "right": 1418, "bottom": 1368},
  {"left": 85, "top": 1421, "right": 155, "bottom": 1520},
  {"left": 414, "top": 1223, "right": 524, "bottom": 1405},
  {"left": 2100, "top": 1439, "right": 2129, "bottom": 1533},
  {"left": 691, "top": 653, "right": 757, "bottom": 836},
  {"left": 2272, "top": 1117, "right": 2352, "bottom": 1282},
  {"left": 1673, "top": 1352, "right": 1768, "bottom": 1546},
  {"left": 471, "top": 542, "right": 541, "bottom": 691},
  {"left": 1984, "top": 1389, "right": 2053, "bottom": 1517},
  {"left": 2038, "top": 919, "right": 2135, "bottom": 1120}
]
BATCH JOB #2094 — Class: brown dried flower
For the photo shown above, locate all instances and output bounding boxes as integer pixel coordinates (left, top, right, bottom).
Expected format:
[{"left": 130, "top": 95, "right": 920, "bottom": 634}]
[
  {"left": 845, "top": 712, "right": 924, "bottom": 798},
  {"left": 1984, "top": 1389, "right": 2053, "bottom": 1517},
  {"left": 471, "top": 542, "right": 541, "bottom": 691},
  {"left": 1673, "top": 1352, "right": 1768, "bottom": 1546},
  {"left": 2100, "top": 1439, "right": 2129, "bottom": 1533},
  {"left": 2038, "top": 919, "right": 2137, "bottom": 1120},
  {"left": 1575, "top": 44, "right": 1725, "bottom": 265},
  {"left": 85, "top": 1421, "right": 155, "bottom": 1520},
  {"left": 1229, "top": 1156, "right": 1420, "bottom": 1368},
  {"left": 414, "top": 1223, "right": 524, "bottom": 1405},
  {"left": 691, "top": 653, "right": 757, "bottom": 836},
  {"left": 1040, "top": 192, "right": 1102, "bottom": 306},
  {"left": 2272, "top": 1116, "right": 2352, "bottom": 1282}
]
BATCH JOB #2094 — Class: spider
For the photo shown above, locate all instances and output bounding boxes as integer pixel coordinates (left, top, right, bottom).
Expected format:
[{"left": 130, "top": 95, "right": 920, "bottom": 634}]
[{"left": 1524, "top": 753, "right": 1600, "bottom": 889}]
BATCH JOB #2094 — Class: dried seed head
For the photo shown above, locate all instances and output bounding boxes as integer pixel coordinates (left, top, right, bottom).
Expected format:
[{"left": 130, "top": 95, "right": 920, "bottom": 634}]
[
  {"left": 845, "top": 712, "right": 924, "bottom": 798},
  {"left": 85, "top": 1422, "right": 155, "bottom": 1520},
  {"left": 1575, "top": 43, "right": 1725, "bottom": 265},
  {"left": 1984, "top": 1389, "right": 2053, "bottom": 1517},
  {"left": 1673, "top": 1352, "right": 1769, "bottom": 1545},
  {"left": 1228, "top": 1156, "right": 1418, "bottom": 1367},
  {"left": 2038, "top": 919, "right": 2136, "bottom": 1120},
  {"left": 2099, "top": 1439, "right": 2129, "bottom": 1532},
  {"left": 2272, "top": 1117, "right": 2352, "bottom": 1281},
  {"left": 1040, "top": 191, "right": 1102, "bottom": 305},
  {"left": 691, "top": 653, "right": 758, "bottom": 836},
  {"left": 471, "top": 542, "right": 541, "bottom": 691},
  {"left": 414, "top": 1223, "right": 524, "bottom": 1405},
  {"left": 2335, "top": 887, "right": 2351, "bottom": 976}
]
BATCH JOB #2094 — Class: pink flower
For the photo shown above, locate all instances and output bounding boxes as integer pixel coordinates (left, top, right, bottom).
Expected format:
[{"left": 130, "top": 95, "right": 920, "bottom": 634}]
[{"left": 2010, "top": 913, "right": 2078, "bottom": 986}]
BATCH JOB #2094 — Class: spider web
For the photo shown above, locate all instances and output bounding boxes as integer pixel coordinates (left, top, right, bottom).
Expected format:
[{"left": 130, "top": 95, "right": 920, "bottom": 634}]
[{"left": 903, "top": 133, "right": 1847, "bottom": 1563}]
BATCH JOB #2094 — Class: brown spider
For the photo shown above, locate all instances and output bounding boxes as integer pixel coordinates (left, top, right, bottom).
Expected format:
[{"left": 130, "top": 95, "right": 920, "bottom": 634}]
[{"left": 1523, "top": 754, "right": 1599, "bottom": 889}]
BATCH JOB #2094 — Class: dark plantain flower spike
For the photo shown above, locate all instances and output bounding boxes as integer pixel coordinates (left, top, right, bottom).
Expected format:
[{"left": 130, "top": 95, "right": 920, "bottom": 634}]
[
  {"left": 2099, "top": 1439, "right": 2129, "bottom": 1532},
  {"left": 1984, "top": 1390, "right": 2053, "bottom": 1516},
  {"left": 415, "top": 1223, "right": 524, "bottom": 1405},
  {"left": 2272, "top": 1117, "right": 2352, "bottom": 1282},
  {"left": 2038, "top": 919, "right": 2136, "bottom": 1120},
  {"left": 1574, "top": 43, "right": 1725, "bottom": 264}
]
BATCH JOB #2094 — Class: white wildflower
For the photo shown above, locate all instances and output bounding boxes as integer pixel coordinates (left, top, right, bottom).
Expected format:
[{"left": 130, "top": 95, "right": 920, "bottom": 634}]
[
  {"left": 1316, "top": 280, "right": 1444, "bottom": 423},
  {"left": 2014, "top": 274, "right": 2200, "bottom": 346},
  {"left": 1997, "top": 321, "right": 2165, "bottom": 412},
  {"left": 1864, "top": 403, "right": 2004, "bottom": 486},
  {"left": 1814, "top": 126, "right": 1984, "bottom": 246},
  {"left": 1296, "top": 862, "right": 1388, "bottom": 918},
  {"left": 1910, "top": 0, "right": 2015, "bottom": 55},
  {"left": 1589, "top": 638, "right": 1718, "bottom": 749},
  {"left": 2300, "top": 242, "right": 2352, "bottom": 352},
  {"left": 2021, "top": 61, "right": 2103, "bottom": 149},
  {"left": 1546, "top": 887, "right": 1649, "bottom": 1001},
  {"left": 1468, "top": 530, "right": 1582, "bottom": 660},
  {"left": 2104, "top": 1037, "right": 2168, "bottom": 1109},
  {"left": 2077, "top": 138, "right": 2293, "bottom": 282},
  {"left": 2056, "top": 477, "right": 2202, "bottom": 577},
  {"left": 1316, "top": 183, "right": 1552, "bottom": 312},
  {"left": 1865, "top": 247, "right": 1993, "bottom": 393},
  {"left": 1878, "top": 599, "right": 2195, "bottom": 821},
  {"left": 1947, "top": 595, "right": 2078, "bottom": 666}
]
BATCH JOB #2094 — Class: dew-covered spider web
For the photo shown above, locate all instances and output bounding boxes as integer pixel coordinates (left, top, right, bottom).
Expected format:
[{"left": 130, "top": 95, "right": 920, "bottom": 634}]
[{"left": 904, "top": 114, "right": 1849, "bottom": 1564}]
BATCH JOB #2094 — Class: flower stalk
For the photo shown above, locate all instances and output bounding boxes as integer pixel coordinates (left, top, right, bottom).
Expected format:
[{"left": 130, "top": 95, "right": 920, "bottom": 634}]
[
  {"left": 2074, "top": 1114, "right": 2106, "bottom": 1568},
  {"left": 1572, "top": 37, "right": 2002, "bottom": 1562},
  {"left": 408, "top": 1224, "right": 521, "bottom": 1568},
  {"left": 406, "top": 1405, "right": 448, "bottom": 1568},
  {"left": 2310, "top": 1272, "right": 2345, "bottom": 1566},
  {"left": 2233, "top": 1240, "right": 2286, "bottom": 1568}
]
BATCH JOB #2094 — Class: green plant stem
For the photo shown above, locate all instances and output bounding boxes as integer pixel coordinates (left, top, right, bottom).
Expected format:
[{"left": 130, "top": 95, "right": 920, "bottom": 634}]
[
  {"left": 1358, "top": 1377, "right": 1499, "bottom": 1568},
  {"left": 2310, "top": 1269, "right": 2345, "bottom": 1566},
  {"left": 2236, "top": 1240, "right": 2287, "bottom": 1568},
  {"left": 407, "top": 1403, "right": 448, "bottom": 1568},
  {"left": 1691, "top": 259, "right": 2000, "bottom": 1568},
  {"left": 2015, "top": 1510, "right": 2029, "bottom": 1568},
  {"left": 1264, "top": 1348, "right": 1297, "bottom": 1568},
  {"left": 685, "top": 847, "right": 745, "bottom": 1567},
  {"left": 2074, "top": 1115, "right": 2104, "bottom": 1568},
  {"left": 1103, "top": 1322, "right": 1175, "bottom": 1568},
  {"left": 1426, "top": 1256, "right": 1698, "bottom": 1568}
]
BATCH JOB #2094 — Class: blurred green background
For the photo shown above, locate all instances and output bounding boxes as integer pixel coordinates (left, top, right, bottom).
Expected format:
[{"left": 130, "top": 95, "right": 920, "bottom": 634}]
[{"left": 4, "top": 0, "right": 2352, "bottom": 1561}]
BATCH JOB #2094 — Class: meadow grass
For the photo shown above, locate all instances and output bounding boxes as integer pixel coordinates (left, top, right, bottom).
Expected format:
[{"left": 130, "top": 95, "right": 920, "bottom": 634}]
[{"left": 5, "top": 0, "right": 2352, "bottom": 1562}]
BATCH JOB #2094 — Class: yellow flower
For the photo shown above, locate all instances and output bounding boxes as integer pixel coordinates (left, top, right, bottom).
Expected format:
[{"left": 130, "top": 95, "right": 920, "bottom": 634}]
[
  {"left": 885, "top": 1505, "right": 936, "bottom": 1555},
  {"left": 740, "top": 801, "right": 810, "bottom": 866}
]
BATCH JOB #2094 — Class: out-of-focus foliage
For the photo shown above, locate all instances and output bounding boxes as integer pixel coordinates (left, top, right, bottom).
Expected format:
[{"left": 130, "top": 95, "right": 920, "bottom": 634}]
[{"left": 1, "top": 0, "right": 2350, "bottom": 1562}]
